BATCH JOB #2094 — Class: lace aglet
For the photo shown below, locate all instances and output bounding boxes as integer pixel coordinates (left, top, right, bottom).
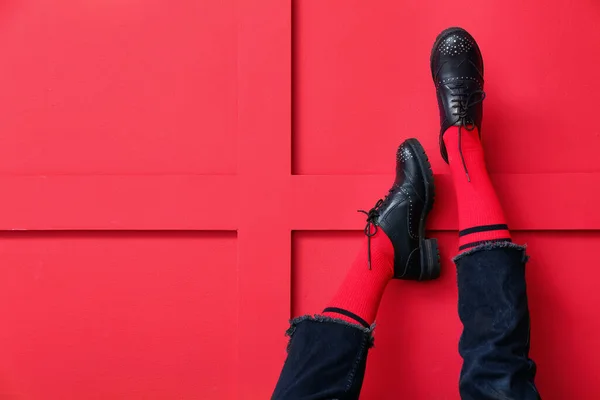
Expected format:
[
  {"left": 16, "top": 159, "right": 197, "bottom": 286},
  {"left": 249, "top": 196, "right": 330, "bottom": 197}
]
[
  {"left": 367, "top": 237, "right": 372, "bottom": 270},
  {"left": 466, "top": 172, "right": 471, "bottom": 182}
]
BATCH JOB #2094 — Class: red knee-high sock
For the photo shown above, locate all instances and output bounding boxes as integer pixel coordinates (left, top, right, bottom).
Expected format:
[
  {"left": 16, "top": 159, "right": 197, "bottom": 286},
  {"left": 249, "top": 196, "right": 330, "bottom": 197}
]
[
  {"left": 444, "top": 126, "right": 511, "bottom": 253},
  {"left": 323, "top": 229, "right": 394, "bottom": 327}
]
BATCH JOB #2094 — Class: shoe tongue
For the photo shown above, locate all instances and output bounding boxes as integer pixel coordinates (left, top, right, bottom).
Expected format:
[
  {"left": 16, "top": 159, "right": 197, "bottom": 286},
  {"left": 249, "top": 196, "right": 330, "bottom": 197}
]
[
  {"left": 447, "top": 81, "right": 475, "bottom": 99},
  {"left": 449, "top": 81, "right": 466, "bottom": 91}
]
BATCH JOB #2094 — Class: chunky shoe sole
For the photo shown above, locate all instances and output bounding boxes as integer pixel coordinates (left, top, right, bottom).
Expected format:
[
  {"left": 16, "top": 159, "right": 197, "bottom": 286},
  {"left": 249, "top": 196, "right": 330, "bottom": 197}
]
[
  {"left": 429, "top": 26, "right": 484, "bottom": 80},
  {"left": 403, "top": 138, "right": 441, "bottom": 280}
]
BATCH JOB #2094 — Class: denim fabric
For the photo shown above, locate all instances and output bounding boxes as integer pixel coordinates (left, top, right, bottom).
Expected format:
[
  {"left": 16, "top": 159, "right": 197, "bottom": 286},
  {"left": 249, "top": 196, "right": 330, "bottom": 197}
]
[
  {"left": 272, "top": 244, "right": 540, "bottom": 399},
  {"left": 455, "top": 243, "right": 540, "bottom": 399},
  {"left": 272, "top": 315, "right": 374, "bottom": 400}
]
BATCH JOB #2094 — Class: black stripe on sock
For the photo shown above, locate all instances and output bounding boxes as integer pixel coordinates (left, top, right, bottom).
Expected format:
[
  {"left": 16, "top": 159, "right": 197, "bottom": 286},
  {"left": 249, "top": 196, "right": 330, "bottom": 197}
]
[
  {"left": 322, "top": 307, "right": 370, "bottom": 328},
  {"left": 459, "top": 224, "right": 509, "bottom": 237},
  {"left": 459, "top": 238, "right": 512, "bottom": 251}
]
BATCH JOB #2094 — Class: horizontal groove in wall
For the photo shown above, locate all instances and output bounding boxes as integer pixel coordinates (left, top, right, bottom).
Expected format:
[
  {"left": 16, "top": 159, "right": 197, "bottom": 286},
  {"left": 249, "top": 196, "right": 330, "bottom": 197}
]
[{"left": 0, "top": 230, "right": 237, "bottom": 239}]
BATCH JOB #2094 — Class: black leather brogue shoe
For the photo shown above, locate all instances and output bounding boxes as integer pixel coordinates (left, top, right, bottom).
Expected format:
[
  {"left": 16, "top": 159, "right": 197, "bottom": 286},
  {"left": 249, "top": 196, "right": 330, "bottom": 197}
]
[
  {"left": 359, "top": 139, "right": 440, "bottom": 281},
  {"left": 431, "top": 27, "right": 486, "bottom": 179}
]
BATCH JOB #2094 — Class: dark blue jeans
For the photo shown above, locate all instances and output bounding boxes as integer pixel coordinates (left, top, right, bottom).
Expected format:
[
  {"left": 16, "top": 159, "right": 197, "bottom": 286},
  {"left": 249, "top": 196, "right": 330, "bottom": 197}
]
[{"left": 272, "top": 243, "right": 541, "bottom": 399}]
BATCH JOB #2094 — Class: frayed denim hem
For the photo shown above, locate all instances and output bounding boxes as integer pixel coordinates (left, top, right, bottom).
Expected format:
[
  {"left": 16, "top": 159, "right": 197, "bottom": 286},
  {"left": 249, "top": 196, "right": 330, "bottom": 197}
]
[
  {"left": 453, "top": 241, "right": 529, "bottom": 263},
  {"left": 285, "top": 314, "right": 375, "bottom": 350}
]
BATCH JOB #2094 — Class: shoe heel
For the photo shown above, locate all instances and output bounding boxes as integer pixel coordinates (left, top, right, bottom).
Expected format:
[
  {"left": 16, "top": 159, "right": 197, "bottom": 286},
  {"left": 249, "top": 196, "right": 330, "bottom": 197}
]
[{"left": 420, "top": 238, "right": 441, "bottom": 280}]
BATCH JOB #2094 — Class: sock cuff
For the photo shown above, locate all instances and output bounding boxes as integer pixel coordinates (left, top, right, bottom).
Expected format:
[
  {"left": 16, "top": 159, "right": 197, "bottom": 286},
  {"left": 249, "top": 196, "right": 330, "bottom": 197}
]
[
  {"left": 458, "top": 224, "right": 512, "bottom": 251},
  {"left": 323, "top": 307, "right": 370, "bottom": 328}
]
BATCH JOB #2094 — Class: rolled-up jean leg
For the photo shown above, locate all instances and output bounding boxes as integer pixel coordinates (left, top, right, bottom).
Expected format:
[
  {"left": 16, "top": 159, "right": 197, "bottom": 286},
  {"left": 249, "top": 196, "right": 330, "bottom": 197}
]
[
  {"left": 455, "top": 242, "right": 540, "bottom": 400},
  {"left": 272, "top": 315, "right": 374, "bottom": 400}
]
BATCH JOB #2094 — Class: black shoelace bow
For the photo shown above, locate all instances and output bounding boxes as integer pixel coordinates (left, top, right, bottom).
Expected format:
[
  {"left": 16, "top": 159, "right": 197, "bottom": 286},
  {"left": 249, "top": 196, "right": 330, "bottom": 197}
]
[
  {"left": 450, "top": 88, "right": 486, "bottom": 181},
  {"left": 357, "top": 186, "right": 395, "bottom": 269}
]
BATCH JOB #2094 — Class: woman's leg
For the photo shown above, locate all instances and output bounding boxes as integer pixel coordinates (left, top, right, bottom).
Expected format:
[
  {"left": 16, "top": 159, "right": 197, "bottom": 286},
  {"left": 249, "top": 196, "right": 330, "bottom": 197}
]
[
  {"left": 447, "top": 125, "right": 540, "bottom": 400},
  {"left": 431, "top": 27, "right": 540, "bottom": 399},
  {"left": 272, "top": 232, "right": 391, "bottom": 400},
  {"left": 272, "top": 140, "right": 440, "bottom": 399}
]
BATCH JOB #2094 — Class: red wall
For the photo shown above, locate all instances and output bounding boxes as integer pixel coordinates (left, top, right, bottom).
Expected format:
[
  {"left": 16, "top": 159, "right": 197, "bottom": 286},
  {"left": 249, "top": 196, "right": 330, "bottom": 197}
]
[{"left": 0, "top": 0, "right": 599, "bottom": 399}]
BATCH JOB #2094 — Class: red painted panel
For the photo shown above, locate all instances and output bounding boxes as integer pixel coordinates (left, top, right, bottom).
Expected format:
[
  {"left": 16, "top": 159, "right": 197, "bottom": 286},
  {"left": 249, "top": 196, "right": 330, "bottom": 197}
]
[
  {"left": 289, "top": 173, "right": 600, "bottom": 231},
  {"left": 0, "top": 176, "right": 238, "bottom": 230},
  {"left": 293, "top": 231, "right": 600, "bottom": 399},
  {"left": 0, "top": 232, "right": 237, "bottom": 399},
  {"left": 293, "top": 0, "right": 600, "bottom": 175},
  {"left": 524, "top": 232, "right": 600, "bottom": 400},
  {"left": 236, "top": 0, "right": 292, "bottom": 397},
  {"left": 0, "top": 1, "right": 236, "bottom": 174}
]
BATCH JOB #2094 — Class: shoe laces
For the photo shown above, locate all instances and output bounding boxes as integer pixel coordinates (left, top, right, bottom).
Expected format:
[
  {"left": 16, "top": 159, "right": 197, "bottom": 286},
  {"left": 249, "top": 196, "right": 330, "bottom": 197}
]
[
  {"left": 450, "top": 87, "right": 486, "bottom": 181},
  {"left": 357, "top": 187, "right": 396, "bottom": 270}
]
